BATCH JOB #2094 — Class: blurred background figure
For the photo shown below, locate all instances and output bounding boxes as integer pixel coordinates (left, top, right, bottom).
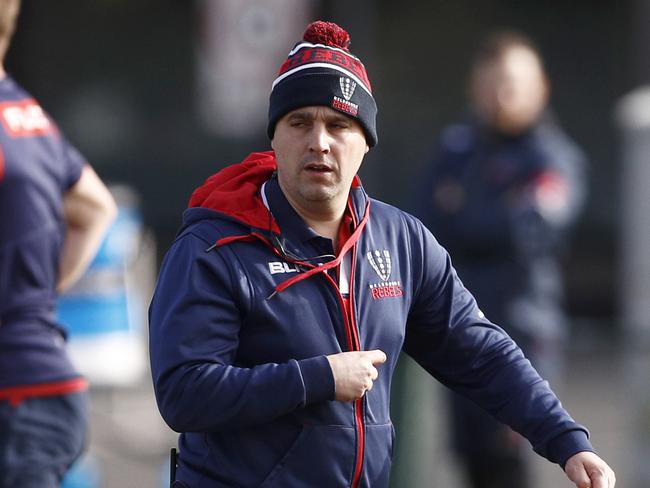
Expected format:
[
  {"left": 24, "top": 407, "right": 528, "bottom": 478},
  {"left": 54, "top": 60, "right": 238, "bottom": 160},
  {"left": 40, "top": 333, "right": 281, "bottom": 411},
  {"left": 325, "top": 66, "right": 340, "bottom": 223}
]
[
  {"left": 0, "top": 1, "right": 117, "bottom": 486},
  {"left": 413, "top": 30, "right": 587, "bottom": 488}
]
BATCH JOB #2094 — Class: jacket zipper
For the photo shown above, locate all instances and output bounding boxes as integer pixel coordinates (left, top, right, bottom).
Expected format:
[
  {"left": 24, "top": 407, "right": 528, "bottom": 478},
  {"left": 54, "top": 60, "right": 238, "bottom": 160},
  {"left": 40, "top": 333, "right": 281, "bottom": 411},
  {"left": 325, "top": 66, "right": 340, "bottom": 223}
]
[
  {"left": 290, "top": 246, "right": 363, "bottom": 488},
  {"left": 338, "top": 200, "right": 365, "bottom": 488},
  {"left": 321, "top": 263, "right": 364, "bottom": 488},
  {"left": 348, "top": 243, "right": 365, "bottom": 488}
]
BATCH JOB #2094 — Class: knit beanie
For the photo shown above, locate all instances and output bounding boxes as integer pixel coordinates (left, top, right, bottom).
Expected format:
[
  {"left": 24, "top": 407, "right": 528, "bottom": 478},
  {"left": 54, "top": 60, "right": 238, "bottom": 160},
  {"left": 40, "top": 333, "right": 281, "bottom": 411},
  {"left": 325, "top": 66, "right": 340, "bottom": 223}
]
[{"left": 267, "top": 21, "right": 378, "bottom": 147}]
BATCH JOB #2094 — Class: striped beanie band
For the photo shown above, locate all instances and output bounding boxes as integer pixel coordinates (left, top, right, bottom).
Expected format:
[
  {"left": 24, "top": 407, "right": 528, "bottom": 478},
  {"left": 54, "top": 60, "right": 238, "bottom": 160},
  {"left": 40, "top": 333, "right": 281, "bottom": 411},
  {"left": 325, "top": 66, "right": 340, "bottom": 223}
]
[{"left": 267, "top": 21, "right": 378, "bottom": 147}]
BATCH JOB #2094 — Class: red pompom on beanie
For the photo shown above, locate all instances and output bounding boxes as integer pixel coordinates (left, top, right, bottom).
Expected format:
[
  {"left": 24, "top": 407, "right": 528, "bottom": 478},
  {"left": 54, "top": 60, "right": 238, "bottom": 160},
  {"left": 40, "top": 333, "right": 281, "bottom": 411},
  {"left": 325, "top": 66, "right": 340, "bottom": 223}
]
[{"left": 302, "top": 20, "right": 351, "bottom": 51}]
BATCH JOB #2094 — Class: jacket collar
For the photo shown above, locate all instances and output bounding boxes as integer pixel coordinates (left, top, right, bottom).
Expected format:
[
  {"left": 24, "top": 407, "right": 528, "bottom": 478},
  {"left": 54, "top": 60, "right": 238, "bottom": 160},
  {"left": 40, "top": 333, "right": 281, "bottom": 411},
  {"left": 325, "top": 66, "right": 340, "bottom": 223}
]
[{"left": 262, "top": 175, "right": 323, "bottom": 246}]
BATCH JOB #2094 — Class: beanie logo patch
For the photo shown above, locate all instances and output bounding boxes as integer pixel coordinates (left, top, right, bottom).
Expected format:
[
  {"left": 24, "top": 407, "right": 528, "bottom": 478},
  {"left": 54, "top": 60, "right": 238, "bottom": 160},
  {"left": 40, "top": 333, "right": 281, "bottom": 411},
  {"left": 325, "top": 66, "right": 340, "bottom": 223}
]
[
  {"left": 339, "top": 77, "right": 357, "bottom": 101},
  {"left": 332, "top": 77, "right": 359, "bottom": 116}
]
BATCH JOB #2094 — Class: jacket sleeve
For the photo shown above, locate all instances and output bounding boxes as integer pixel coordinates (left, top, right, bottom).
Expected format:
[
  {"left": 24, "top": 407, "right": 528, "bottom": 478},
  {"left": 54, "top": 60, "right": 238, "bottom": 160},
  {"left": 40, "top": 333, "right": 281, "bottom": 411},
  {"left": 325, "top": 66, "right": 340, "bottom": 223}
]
[
  {"left": 403, "top": 218, "right": 593, "bottom": 467},
  {"left": 148, "top": 231, "right": 333, "bottom": 433},
  {"left": 507, "top": 127, "right": 588, "bottom": 260}
]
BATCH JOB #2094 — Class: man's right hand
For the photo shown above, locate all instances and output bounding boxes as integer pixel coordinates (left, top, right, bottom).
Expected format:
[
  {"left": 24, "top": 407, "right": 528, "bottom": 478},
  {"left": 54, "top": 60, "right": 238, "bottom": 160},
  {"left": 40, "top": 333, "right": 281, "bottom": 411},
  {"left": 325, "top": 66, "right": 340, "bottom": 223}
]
[{"left": 326, "top": 350, "right": 387, "bottom": 402}]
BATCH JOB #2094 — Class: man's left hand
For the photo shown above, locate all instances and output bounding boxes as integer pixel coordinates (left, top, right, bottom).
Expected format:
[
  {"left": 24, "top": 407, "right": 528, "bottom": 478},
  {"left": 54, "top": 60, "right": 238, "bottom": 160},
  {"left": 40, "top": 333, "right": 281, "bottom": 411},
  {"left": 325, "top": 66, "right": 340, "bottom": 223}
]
[{"left": 564, "top": 451, "right": 615, "bottom": 488}]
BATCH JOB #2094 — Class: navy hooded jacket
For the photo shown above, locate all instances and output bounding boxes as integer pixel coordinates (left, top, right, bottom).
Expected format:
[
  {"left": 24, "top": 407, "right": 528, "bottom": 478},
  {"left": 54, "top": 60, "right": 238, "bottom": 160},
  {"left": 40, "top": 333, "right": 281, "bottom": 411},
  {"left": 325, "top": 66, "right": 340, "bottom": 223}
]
[{"left": 149, "top": 151, "right": 593, "bottom": 488}]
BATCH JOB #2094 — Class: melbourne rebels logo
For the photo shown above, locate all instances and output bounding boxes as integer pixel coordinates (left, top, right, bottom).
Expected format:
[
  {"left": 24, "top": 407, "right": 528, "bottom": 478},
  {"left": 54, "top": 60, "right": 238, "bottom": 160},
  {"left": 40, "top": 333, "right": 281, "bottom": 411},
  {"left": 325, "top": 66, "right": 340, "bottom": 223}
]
[
  {"left": 339, "top": 77, "right": 357, "bottom": 101},
  {"left": 367, "top": 250, "right": 403, "bottom": 300},
  {"left": 367, "top": 250, "right": 391, "bottom": 281},
  {"left": 332, "top": 77, "right": 359, "bottom": 116}
]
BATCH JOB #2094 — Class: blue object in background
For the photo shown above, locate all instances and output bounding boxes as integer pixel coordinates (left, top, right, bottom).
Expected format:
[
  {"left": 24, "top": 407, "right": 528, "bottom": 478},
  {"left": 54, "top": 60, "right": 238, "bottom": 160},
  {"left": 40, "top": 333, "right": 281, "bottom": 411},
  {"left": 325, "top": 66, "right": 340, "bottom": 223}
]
[
  {"left": 61, "top": 454, "right": 102, "bottom": 488},
  {"left": 58, "top": 202, "right": 142, "bottom": 337},
  {"left": 57, "top": 185, "right": 150, "bottom": 387}
]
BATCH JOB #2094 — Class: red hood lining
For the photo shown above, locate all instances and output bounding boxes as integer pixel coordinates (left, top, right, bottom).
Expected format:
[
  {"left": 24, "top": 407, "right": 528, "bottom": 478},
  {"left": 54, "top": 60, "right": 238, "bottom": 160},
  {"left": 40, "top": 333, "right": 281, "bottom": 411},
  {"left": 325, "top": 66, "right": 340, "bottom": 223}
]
[{"left": 188, "top": 151, "right": 281, "bottom": 234}]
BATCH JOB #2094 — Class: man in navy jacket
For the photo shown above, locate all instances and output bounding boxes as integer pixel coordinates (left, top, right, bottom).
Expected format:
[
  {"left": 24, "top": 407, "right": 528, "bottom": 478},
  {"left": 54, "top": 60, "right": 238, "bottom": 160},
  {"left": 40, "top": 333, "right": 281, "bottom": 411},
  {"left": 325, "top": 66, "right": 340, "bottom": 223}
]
[{"left": 149, "top": 21, "right": 615, "bottom": 488}]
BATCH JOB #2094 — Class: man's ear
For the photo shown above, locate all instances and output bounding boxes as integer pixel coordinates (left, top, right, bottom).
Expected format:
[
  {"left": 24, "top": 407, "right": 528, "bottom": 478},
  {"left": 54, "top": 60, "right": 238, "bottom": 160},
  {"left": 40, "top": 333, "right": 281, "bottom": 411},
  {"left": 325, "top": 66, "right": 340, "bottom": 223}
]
[
  {"left": 365, "top": 145, "right": 370, "bottom": 154},
  {"left": 271, "top": 138, "right": 276, "bottom": 151}
]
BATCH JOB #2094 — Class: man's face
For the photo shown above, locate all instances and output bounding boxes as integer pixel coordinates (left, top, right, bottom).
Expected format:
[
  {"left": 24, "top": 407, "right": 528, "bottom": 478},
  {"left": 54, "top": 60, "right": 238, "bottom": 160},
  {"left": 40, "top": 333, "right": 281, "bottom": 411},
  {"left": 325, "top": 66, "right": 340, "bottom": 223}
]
[
  {"left": 272, "top": 106, "right": 369, "bottom": 215},
  {"left": 471, "top": 46, "right": 549, "bottom": 135}
]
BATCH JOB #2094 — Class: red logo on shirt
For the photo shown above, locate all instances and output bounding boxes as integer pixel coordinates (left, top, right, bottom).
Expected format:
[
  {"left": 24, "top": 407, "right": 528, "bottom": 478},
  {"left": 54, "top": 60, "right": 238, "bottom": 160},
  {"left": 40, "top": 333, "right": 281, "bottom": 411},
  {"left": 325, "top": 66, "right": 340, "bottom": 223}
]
[
  {"left": 0, "top": 99, "right": 55, "bottom": 137},
  {"left": 369, "top": 282, "right": 403, "bottom": 300}
]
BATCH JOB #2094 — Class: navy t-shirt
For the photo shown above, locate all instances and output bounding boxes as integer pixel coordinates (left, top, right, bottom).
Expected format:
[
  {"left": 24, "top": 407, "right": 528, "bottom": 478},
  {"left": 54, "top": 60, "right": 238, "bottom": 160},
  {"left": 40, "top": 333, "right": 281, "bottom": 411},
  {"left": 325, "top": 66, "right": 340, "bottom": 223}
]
[{"left": 0, "top": 76, "right": 86, "bottom": 388}]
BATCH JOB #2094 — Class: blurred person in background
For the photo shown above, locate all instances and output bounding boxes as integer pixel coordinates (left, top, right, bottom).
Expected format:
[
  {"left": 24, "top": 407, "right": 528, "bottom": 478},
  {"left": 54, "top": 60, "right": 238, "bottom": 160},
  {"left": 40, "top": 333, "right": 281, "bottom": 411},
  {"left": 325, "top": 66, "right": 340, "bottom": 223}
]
[
  {"left": 0, "top": 0, "right": 117, "bottom": 486},
  {"left": 414, "top": 30, "right": 587, "bottom": 488},
  {"left": 149, "top": 21, "right": 613, "bottom": 488}
]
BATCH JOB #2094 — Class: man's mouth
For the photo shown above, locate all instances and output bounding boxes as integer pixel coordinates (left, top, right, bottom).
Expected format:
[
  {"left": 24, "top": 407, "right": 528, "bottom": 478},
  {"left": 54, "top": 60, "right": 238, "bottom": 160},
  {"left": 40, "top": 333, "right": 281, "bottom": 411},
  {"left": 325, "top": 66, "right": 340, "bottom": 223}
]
[{"left": 304, "top": 162, "right": 334, "bottom": 173}]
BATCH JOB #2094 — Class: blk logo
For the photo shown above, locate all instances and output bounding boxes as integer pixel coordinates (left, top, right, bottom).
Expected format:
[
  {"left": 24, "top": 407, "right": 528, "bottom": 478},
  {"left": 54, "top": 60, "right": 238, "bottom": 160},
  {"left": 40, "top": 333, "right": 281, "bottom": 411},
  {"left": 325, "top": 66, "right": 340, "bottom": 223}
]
[{"left": 268, "top": 262, "right": 300, "bottom": 275}]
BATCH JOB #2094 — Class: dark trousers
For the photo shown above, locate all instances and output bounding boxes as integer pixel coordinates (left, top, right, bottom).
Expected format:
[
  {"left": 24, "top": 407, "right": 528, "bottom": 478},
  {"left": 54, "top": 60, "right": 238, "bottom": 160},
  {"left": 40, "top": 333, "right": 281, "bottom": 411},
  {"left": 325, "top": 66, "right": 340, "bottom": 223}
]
[
  {"left": 449, "top": 392, "right": 529, "bottom": 488},
  {"left": 0, "top": 391, "right": 88, "bottom": 488}
]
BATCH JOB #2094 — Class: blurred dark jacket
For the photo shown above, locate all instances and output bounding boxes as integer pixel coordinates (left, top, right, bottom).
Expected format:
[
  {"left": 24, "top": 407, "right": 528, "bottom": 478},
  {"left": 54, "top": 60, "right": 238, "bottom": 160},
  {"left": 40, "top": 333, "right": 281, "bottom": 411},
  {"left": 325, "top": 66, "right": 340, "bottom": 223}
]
[{"left": 415, "top": 113, "right": 587, "bottom": 354}]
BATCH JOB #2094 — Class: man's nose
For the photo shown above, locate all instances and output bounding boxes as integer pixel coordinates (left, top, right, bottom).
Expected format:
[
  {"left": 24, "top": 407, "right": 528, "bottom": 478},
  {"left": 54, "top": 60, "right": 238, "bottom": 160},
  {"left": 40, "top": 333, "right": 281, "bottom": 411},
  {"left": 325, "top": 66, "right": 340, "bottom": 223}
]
[{"left": 308, "top": 124, "right": 331, "bottom": 153}]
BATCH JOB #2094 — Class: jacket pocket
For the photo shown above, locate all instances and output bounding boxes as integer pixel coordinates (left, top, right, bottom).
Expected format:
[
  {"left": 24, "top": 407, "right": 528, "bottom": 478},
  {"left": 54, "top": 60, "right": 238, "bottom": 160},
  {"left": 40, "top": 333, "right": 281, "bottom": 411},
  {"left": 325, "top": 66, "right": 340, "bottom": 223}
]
[
  {"left": 361, "top": 423, "right": 394, "bottom": 488},
  {"left": 259, "top": 424, "right": 356, "bottom": 488}
]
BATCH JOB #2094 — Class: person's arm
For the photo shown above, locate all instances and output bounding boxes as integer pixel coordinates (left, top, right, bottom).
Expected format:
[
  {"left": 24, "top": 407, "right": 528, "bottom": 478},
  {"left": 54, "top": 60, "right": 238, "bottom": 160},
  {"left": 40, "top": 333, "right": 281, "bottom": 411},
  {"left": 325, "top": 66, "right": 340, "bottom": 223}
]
[
  {"left": 149, "top": 231, "right": 335, "bottom": 433},
  {"left": 57, "top": 164, "right": 117, "bottom": 292},
  {"left": 403, "top": 217, "right": 609, "bottom": 473},
  {"left": 504, "top": 127, "right": 588, "bottom": 259}
]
